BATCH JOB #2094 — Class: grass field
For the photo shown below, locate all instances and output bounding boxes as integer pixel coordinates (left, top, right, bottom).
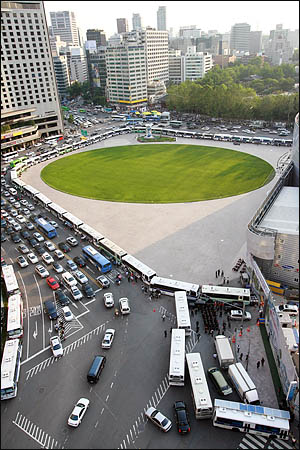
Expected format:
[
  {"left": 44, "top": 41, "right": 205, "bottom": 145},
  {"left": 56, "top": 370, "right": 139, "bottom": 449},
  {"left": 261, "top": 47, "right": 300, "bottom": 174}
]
[{"left": 40, "top": 144, "right": 275, "bottom": 203}]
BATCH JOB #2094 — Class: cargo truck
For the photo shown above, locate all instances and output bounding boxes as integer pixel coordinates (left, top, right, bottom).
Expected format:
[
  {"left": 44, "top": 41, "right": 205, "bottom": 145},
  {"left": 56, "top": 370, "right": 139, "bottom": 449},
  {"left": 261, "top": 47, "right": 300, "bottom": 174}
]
[
  {"left": 228, "top": 362, "right": 260, "bottom": 405},
  {"left": 214, "top": 335, "right": 235, "bottom": 369}
]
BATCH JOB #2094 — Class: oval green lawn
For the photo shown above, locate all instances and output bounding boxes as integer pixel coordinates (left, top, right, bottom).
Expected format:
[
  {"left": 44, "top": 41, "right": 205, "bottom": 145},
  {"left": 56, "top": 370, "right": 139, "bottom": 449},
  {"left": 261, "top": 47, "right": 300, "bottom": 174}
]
[{"left": 40, "top": 144, "right": 275, "bottom": 203}]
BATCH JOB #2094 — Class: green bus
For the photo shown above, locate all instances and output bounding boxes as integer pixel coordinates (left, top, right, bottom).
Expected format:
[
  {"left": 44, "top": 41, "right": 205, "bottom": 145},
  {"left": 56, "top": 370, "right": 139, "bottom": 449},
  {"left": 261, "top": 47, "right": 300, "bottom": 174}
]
[{"left": 9, "top": 156, "right": 28, "bottom": 168}]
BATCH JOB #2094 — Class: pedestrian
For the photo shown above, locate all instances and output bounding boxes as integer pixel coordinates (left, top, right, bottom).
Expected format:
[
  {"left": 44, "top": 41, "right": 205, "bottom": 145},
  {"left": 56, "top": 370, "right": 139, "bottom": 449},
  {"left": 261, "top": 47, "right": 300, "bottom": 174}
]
[
  {"left": 197, "top": 332, "right": 201, "bottom": 340},
  {"left": 191, "top": 309, "right": 194, "bottom": 317},
  {"left": 127, "top": 276, "right": 130, "bottom": 282},
  {"left": 227, "top": 278, "right": 230, "bottom": 285},
  {"left": 237, "top": 344, "right": 240, "bottom": 353},
  {"left": 245, "top": 354, "right": 249, "bottom": 361},
  {"left": 135, "top": 275, "right": 138, "bottom": 282},
  {"left": 141, "top": 285, "right": 144, "bottom": 292},
  {"left": 196, "top": 320, "right": 199, "bottom": 327},
  {"left": 239, "top": 353, "right": 243, "bottom": 361},
  {"left": 257, "top": 360, "right": 260, "bottom": 369},
  {"left": 261, "top": 357, "right": 265, "bottom": 366},
  {"left": 125, "top": 270, "right": 129, "bottom": 277},
  {"left": 162, "top": 313, "right": 166, "bottom": 321},
  {"left": 221, "top": 270, "right": 224, "bottom": 277},
  {"left": 164, "top": 330, "right": 167, "bottom": 338},
  {"left": 213, "top": 353, "right": 217, "bottom": 359}
]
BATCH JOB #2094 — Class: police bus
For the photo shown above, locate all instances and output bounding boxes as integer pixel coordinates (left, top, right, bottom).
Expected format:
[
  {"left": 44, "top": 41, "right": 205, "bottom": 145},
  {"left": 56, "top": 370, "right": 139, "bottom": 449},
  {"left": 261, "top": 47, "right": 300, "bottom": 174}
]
[
  {"left": 121, "top": 254, "right": 156, "bottom": 283},
  {"left": 201, "top": 285, "right": 250, "bottom": 305},
  {"left": 175, "top": 291, "right": 191, "bottom": 336},
  {"left": 7, "top": 294, "right": 24, "bottom": 339},
  {"left": 168, "top": 328, "right": 186, "bottom": 386},
  {"left": 2, "top": 265, "right": 20, "bottom": 296},
  {"left": 186, "top": 352, "right": 213, "bottom": 419},
  {"left": 98, "top": 238, "right": 127, "bottom": 265}
]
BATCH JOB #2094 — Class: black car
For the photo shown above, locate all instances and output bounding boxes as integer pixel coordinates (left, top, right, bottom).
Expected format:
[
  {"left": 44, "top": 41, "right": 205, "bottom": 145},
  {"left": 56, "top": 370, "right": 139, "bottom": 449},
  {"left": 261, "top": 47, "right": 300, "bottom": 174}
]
[
  {"left": 55, "top": 289, "right": 70, "bottom": 306},
  {"left": 20, "top": 230, "right": 30, "bottom": 240},
  {"left": 58, "top": 242, "right": 71, "bottom": 253},
  {"left": 1, "top": 232, "right": 7, "bottom": 242},
  {"left": 1, "top": 219, "right": 6, "bottom": 228},
  {"left": 6, "top": 226, "right": 14, "bottom": 235},
  {"left": 35, "top": 245, "right": 46, "bottom": 256},
  {"left": 11, "top": 233, "right": 21, "bottom": 243},
  {"left": 29, "top": 237, "right": 39, "bottom": 248},
  {"left": 73, "top": 255, "right": 86, "bottom": 268},
  {"left": 82, "top": 283, "right": 95, "bottom": 298},
  {"left": 43, "top": 300, "right": 58, "bottom": 320},
  {"left": 174, "top": 401, "right": 191, "bottom": 434}
]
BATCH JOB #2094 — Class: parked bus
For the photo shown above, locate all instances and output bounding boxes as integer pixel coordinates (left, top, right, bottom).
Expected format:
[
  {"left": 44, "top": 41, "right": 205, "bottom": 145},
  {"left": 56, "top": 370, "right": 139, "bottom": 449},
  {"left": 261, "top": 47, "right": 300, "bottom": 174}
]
[
  {"left": 44, "top": 134, "right": 63, "bottom": 142},
  {"left": 201, "top": 285, "right": 250, "bottom": 304},
  {"left": 62, "top": 212, "right": 83, "bottom": 231},
  {"left": 48, "top": 202, "right": 67, "bottom": 220},
  {"left": 82, "top": 245, "right": 112, "bottom": 273},
  {"left": 168, "top": 328, "right": 185, "bottom": 386},
  {"left": 98, "top": 238, "right": 127, "bottom": 265},
  {"left": 9, "top": 156, "right": 28, "bottom": 168},
  {"left": 175, "top": 291, "right": 191, "bottom": 336},
  {"left": 186, "top": 352, "right": 213, "bottom": 419},
  {"left": 34, "top": 193, "right": 52, "bottom": 209},
  {"left": 1, "top": 339, "right": 22, "bottom": 401},
  {"left": 150, "top": 276, "right": 200, "bottom": 299},
  {"left": 34, "top": 217, "right": 57, "bottom": 239},
  {"left": 2, "top": 265, "right": 20, "bottom": 296},
  {"left": 2, "top": 151, "right": 19, "bottom": 163},
  {"left": 169, "top": 120, "right": 182, "bottom": 128},
  {"left": 121, "top": 254, "right": 156, "bottom": 283},
  {"left": 7, "top": 294, "right": 24, "bottom": 339},
  {"left": 23, "top": 184, "right": 40, "bottom": 199},
  {"left": 78, "top": 224, "right": 104, "bottom": 246},
  {"left": 213, "top": 399, "right": 290, "bottom": 440}
]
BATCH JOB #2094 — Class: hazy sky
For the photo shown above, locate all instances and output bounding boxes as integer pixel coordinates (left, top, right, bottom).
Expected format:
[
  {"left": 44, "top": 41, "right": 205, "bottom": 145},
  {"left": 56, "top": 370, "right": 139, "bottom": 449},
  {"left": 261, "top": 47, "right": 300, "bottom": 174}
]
[{"left": 44, "top": 1, "right": 299, "bottom": 38}]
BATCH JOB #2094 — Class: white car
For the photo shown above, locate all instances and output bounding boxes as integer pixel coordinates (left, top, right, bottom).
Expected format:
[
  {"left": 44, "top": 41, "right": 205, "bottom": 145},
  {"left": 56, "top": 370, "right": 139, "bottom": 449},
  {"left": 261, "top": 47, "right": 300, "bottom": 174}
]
[
  {"left": 119, "top": 297, "right": 130, "bottom": 315},
  {"left": 70, "top": 285, "right": 83, "bottom": 301},
  {"left": 275, "top": 304, "right": 298, "bottom": 316},
  {"left": 33, "top": 232, "right": 44, "bottom": 242},
  {"left": 66, "top": 236, "right": 78, "bottom": 247},
  {"left": 35, "top": 264, "right": 49, "bottom": 278},
  {"left": 12, "top": 222, "right": 21, "bottom": 231},
  {"left": 50, "top": 336, "right": 63, "bottom": 358},
  {"left": 1, "top": 210, "right": 8, "bottom": 218},
  {"left": 16, "top": 215, "right": 26, "bottom": 223},
  {"left": 103, "top": 292, "right": 114, "bottom": 308},
  {"left": 44, "top": 241, "right": 56, "bottom": 252},
  {"left": 49, "top": 220, "right": 58, "bottom": 228},
  {"left": 62, "top": 306, "right": 73, "bottom": 322},
  {"left": 20, "top": 199, "right": 28, "bottom": 206},
  {"left": 145, "top": 406, "right": 172, "bottom": 432},
  {"left": 42, "top": 252, "right": 54, "bottom": 265},
  {"left": 52, "top": 262, "right": 64, "bottom": 273},
  {"left": 73, "top": 270, "right": 88, "bottom": 285},
  {"left": 68, "top": 398, "right": 90, "bottom": 427},
  {"left": 101, "top": 329, "right": 115, "bottom": 349},
  {"left": 230, "top": 310, "right": 252, "bottom": 321},
  {"left": 17, "top": 255, "right": 29, "bottom": 268},
  {"left": 54, "top": 249, "right": 65, "bottom": 260},
  {"left": 27, "top": 252, "right": 38, "bottom": 264},
  {"left": 62, "top": 271, "right": 77, "bottom": 287}
]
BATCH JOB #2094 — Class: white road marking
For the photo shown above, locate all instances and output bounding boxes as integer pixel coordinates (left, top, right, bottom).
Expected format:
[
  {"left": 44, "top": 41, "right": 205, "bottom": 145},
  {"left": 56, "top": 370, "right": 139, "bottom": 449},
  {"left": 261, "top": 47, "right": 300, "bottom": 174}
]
[{"left": 17, "top": 271, "right": 30, "bottom": 359}]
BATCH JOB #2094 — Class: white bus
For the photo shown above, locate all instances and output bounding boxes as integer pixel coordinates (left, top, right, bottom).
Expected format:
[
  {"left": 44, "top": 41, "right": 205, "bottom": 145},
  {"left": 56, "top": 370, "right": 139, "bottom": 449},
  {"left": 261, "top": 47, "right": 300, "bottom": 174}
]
[
  {"left": 98, "top": 238, "right": 127, "bottom": 264},
  {"left": 1, "top": 339, "right": 22, "bottom": 401},
  {"left": 7, "top": 294, "right": 24, "bottom": 339},
  {"left": 78, "top": 223, "right": 104, "bottom": 246},
  {"left": 186, "top": 353, "right": 213, "bottom": 419},
  {"left": 2, "top": 151, "right": 19, "bottom": 163},
  {"left": 213, "top": 399, "right": 290, "bottom": 440},
  {"left": 150, "top": 276, "right": 200, "bottom": 299},
  {"left": 48, "top": 202, "right": 67, "bottom": 220},
  {"left": 121, "top": 254, "right": 156, "bottom": 283},
  {"left": 175, "top": 291, "right": 191, "bottom": 336},
  {"left": 2, "top": 265, "right": 20, "bottom": 296},
  {"left": 34, "top": 192, "right": 52, "bottom": 209},
  {"left": 62, "top": 212, "right": 84, "bottom": 230},
  {"left": 44, "top": 134, "right": 63, "bottom": 142},
  {"left": 23, "top": 184, "right": 40, "bottom": 199},
  {"left": 168, "top": 328, "right": 185, "bottom": 386},
  {"left": 201, "top": 285, "right": 250, "bottom": 305}
]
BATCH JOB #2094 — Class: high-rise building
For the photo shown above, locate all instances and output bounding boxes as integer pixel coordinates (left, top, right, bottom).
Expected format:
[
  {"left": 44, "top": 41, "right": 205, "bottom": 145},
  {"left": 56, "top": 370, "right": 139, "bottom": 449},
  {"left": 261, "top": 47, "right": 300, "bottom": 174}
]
[
  {"left": 86, "top": 29, "right": 107, "bottom": 47},
  {"left": 179, "top": 26, "right": 201, "bottom": 39},
  {"left": 157, "top": 6, "right": 166, "bottom": 31},
  {"left": 1, "top": 0, "right": 63, "bottom": 154},
  {"left": 132, "top": 13, "right": 142, "bottom": 31},
  {"left": 230, "top": 23, "right": 251, "bottom": 52},
  {"left": 266, "top": 24, "right": 293, "bottom": 65},
  {"left": 85, "top": 41, "right": 107, "bottom": 97},
  {"left": 50, "top": 10, "right": 79, "bottom": 46},
  {"left": 142, "top": 28, "right": 169, "bottom": 84},
  {"left": 249, "top": 31, "right": 262, "bottom": 54},
  {"left": 52, "top": 54, "right": 70, "bottom": 99},
  {"left": 183, "top": 47, "right": 213, "bottom": 81},
  {"left": 117, "top": 18, "right": 128, "bottom": 34},
  {"left": 168, "top": 49, "right": 183, "bottom": 84},
  {"left": 67, "top": 47, "right": 88, "bottom": 84}
]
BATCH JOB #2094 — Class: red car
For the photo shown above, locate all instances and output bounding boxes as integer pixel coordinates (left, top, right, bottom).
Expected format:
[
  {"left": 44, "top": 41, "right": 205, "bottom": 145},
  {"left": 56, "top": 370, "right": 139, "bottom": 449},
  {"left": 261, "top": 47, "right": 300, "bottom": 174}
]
[{"left": 46, "top": 276, "right": 60, "bottom": 290}]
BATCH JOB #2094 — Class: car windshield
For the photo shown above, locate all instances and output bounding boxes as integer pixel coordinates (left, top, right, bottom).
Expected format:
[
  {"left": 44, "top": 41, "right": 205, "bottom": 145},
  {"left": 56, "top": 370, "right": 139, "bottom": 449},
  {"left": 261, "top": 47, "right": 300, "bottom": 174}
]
[
  {"left": 161, "top": 418, "right": 168, "bottom": 427},
  {"left": 70, "top": 414, "right": 78, "bottom": 421},
  {"left": 53, "top": 344, "right": 61, "bottom": 350}
]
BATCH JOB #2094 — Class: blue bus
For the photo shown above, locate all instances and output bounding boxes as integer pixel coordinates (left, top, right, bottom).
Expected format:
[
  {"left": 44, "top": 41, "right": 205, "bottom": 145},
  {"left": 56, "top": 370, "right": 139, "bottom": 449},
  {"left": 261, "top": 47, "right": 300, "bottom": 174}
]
[
  {"left": 82, "top": 245, "right": 112, "bottom": 273},
  {"left": 34, "top": 217, "right": 57, "bottom": 239}
]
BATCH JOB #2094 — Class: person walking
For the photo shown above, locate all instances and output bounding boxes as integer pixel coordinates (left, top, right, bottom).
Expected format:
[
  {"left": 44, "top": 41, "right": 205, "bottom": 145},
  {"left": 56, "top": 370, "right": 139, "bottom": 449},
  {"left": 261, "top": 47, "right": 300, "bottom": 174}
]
[
  {"left": 164, "top": 330, "right": 167, "bottom": 338},
  {"left": 162, "top": 313, "right": 166, "bottom": 321},
  {"left": 261, "top": 357, "right": 265, "bottom": 366},
  {"left": 237, "top": 344, "right": 240, "bottom": 354},
  {"left": 221, "top": 270, "right": 224, "bottom": 277},
  {"left": 239, "top": 353, "right": 243, "bottom": 361},
  {"left": 257, "top": 360, "right": 260, "bottom": 369}
]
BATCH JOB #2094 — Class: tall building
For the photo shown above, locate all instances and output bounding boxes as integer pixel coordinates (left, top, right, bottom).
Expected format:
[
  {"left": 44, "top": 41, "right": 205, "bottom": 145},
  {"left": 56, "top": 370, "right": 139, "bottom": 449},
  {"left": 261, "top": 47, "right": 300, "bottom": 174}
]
[
  {"left": 157, "top": 6, "right": 166, "bottom": 31},
  {"left": 1, "top": 0, "right": 63, "bottom": 154},
  {"left": 168, "top": 49, "right": 183, "bottom": 84},
  {"left": 179, "top": 26, "right": 201, "bottom": 39},
  {"left": 67, "top": 47, "right": 88, "bottom": 84},
  {"left": 86, "top": 29, "right": 107, "bottom": 47},
  {"left": 266, "top": 24, "right": 293, "bottom": 65},
  {"left": 52, "top": 54, "right": 70, "bottom": 99},
  {"left": 50, "top": 10, "right": 79, "bottom": 46},
  {"left": 183, "top": 47, "right": 213, "bottom": 81},
  {"left": 85, "top": 41, "right": 107, "bottom": 97},
  {"left": 142, "top": 28, "right": 169, "bottom": 84},
  {"left": 249, "top": 31, "right": 262, "bottom": 54},
  {"left": 230, "top": 23, "right": 251, "bottom": 52},
  {"left": 117, "top": 18, "right": 128, "bottom": 34},
  {"left": 132, "top": 13, "right": 142, "bottom": 31}
]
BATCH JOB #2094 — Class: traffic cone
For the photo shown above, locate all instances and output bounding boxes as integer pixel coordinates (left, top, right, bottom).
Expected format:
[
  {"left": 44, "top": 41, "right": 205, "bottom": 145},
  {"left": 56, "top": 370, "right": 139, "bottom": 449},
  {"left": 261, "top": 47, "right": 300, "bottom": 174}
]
[{"left": 256, "top": 319, "right": 260, "bottom": 326}]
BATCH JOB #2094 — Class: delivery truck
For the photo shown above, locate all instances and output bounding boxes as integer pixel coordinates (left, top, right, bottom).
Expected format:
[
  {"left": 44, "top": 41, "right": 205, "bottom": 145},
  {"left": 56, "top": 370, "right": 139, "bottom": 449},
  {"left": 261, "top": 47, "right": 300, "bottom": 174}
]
[
  {"left": 228, "top": 362, "right": 260, "bottom": 405},
  {"left": 214, "top": 335, "right": 235, "bottom": 369}
]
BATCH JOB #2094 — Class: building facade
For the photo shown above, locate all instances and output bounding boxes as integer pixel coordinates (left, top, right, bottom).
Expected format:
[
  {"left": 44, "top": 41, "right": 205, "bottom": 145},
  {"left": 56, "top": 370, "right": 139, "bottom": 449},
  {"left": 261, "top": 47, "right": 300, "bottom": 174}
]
[
  {"left": 49, "top": 10, "right": 79, "bottom": 46},
  {"left": 168, "top": 49, "right": 183, "bottom": 84},
  {"left": 1, "top": 0, "right": 63, "bottom": 153},
  {"left": 183, "top": 47, "right": 213, "bottom": 81},
  {"left": 249, "top": 31, "right": 262, "bottom": 54},
  {"left": 142, "top": 28, "right": 169, "bottom": 85},
  {"left": 230, "top": 22, "right": 251, "bottom": 52},
  {"left": 52, "top": 54, "right": 70, "bottom": 99},
  {"left": 132, "top": 13, "right": 142, "bottom": 31},
  {"left": 86, "top": 29, "right": 107, "bottom": 47},
  {"left": 266, "top": 24, "right": 294, "bottom": 65},
  {"left": 117, "top": 18, "right": 128, "bottom": 34},
  {"left": 157, "top": 6, "right": 166, "bottom": 31}
]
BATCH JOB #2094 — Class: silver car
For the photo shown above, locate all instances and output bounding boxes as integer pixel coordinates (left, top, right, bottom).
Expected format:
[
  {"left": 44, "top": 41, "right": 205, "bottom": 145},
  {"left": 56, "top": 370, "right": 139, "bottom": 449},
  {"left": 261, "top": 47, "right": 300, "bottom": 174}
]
[{"left": 145, "top": 407, "right": 172, "bottom": 432}]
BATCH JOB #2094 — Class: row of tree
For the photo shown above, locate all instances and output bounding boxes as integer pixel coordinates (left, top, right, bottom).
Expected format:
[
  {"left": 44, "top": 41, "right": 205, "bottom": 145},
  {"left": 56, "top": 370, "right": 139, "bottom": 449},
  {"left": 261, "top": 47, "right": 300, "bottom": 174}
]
[{"left": 66, "top": 81, "right": 106, "bottom": 106}]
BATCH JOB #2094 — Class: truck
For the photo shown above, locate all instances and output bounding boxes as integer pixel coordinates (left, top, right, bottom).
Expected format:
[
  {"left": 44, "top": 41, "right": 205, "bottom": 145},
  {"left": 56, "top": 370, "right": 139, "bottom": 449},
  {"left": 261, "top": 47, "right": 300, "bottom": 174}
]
[
  {"left": 214, "top": 335, "right": 235, "bottom": 369},
  {"left": 228, "top": 363, "right": 260, "bottom": 405}
]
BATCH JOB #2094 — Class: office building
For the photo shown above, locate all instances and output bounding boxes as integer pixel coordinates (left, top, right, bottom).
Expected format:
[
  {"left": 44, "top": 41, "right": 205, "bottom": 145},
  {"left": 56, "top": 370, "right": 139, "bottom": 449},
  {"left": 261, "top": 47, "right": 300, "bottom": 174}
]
[
  {"left": 183, "top": 47, "right": 213, "bottom": 81},
  {"left": 50, "top": 10, "right": 79, "bottom": 46},
  {"left": 168, "top": 49, "right": 183, "bottom": 84},
  {"left": 52, "top": 54, "right": 70, "bottom": 99},
  {"left": 86, "top": 29, "right": 107, "bottom": 48},
  {"left": 230, "top": 23, "right": 251, "bottom": 52},
  {"left": 249, "top": 31, "right": 262, "bottom": 54},
  {"left": 179, "top": 26, "right": 201, "bottom": 39},
  {"left": 1, "top": 0, "right": 63, "bottom": 154},
  {"left": 157, "top": 6, "right": 166, "bottom": 31},
  {"left": 117, "top": 18, "right": 128, "bottom": 34},
  {"left": 132, "top": 13, "right": 142, "bottom": 31},
  {"left": 67, "top": 47, "right": 88, "bottom": 84},
  {"left": 266, "top": 24, "right": 293, "bottom": 65},
  {"left": 142, "top": 28, "right": 169, "bottom": 84},
  {"left": 85, "top": 41, "right": 107, "bottom": 96}
]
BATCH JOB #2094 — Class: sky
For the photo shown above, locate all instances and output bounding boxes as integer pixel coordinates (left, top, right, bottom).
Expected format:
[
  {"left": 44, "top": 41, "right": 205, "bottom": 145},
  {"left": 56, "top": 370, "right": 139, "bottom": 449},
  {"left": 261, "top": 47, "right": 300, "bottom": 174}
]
[{"left": 44, "top": 1, "right": 299, "bottom": 38}]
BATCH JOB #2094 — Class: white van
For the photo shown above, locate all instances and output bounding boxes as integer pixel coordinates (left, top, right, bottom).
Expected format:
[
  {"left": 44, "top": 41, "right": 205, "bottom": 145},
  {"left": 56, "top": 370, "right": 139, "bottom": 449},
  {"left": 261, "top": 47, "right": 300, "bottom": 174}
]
[
  {"left": 62, "top": 271, "right": 77, "bottom": 287},
  {"left": 9, "top": 188, "right": 18, "bottom": 196}
]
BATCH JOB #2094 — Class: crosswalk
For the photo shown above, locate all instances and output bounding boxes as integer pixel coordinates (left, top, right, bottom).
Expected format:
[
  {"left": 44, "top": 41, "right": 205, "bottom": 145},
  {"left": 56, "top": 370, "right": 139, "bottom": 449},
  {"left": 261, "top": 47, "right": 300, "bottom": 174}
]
[{"left": 238, "top": 434, "right": 293, "bottom": 450}]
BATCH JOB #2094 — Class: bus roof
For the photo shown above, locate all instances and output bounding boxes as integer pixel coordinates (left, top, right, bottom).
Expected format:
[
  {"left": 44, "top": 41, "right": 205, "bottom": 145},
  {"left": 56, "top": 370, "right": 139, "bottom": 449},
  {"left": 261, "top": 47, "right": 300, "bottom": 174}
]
[
  {"left": 151, "top": 276, "right": 199, "bottom": 292},
  {"left": 2, "top": 265, "right": 19, "bottom": 294},
  {"left": 78, "top": 224, "right": 104, "bottom": 241},
  {"left": 122, "top": 254, "right": 156, "bottom": 278},
  {"left": 169, "top": 328, "right": 185, "bottom": 378},
  {"left": 34, "top": 193, "right": 52, "bottom": 205},
  {"left": 99, "top": 238, "right": 127, "bottom": 258},
  {"left": 62, "top": 212, "right": 84, "bottom": 227},
  {"left": 1, "top": 339, "right": 21, "bottom": 390},
  {"left": 23, "top": 185, "right": 39, "bottom": 196},
  {"left": 201, "top": 285, "right": 250, "bottom": 296},
  {"left": 48, "top": 202, "right": 67, "bottom": 216},
  {"left": 7, "top": 294, "right": 22, "bottom": 333},
  {"left": 175, "top": 291, "right": 191, "bottom": 329},
  {"left": 186, "top": 353, "right": 212, "bottom": 409}
]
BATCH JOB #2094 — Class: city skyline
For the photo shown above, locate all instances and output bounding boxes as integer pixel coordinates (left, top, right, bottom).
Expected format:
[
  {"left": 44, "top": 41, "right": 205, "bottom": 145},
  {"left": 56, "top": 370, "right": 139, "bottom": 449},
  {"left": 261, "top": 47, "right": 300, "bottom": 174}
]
[{"left": 44, "top": 1, "right": 299, "bottom": 38}]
